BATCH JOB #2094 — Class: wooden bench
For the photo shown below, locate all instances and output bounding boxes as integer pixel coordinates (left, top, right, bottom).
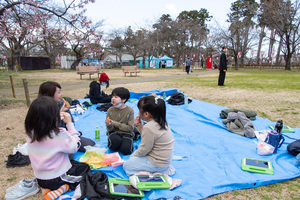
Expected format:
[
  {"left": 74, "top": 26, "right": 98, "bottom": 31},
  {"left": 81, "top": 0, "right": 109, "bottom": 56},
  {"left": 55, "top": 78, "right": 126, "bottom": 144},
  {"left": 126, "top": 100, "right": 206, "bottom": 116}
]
[
  {"left": 76, "top": 66, "right": 101, "bottom": 80},
  {"left": 121, "top": 66, "right": 140, "bottom": 77}
]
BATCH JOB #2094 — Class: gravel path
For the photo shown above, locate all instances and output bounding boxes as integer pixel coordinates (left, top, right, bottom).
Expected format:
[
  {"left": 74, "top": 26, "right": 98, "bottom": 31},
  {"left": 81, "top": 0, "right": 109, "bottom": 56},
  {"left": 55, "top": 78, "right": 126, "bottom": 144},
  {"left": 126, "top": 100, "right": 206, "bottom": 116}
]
[{"left": 0, "top": 70, "right": 217, "bottom": 97}]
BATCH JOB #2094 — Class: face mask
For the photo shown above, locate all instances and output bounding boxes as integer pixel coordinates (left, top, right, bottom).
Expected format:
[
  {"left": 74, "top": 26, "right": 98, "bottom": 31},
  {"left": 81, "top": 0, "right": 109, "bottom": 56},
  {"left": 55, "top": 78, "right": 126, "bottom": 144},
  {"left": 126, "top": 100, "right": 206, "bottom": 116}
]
[
  {"left": 114, "top": 102, "right": 123, "bottom": 108},
  {"left": 100, "top": 82, "right": 106, "bottom": 86}
]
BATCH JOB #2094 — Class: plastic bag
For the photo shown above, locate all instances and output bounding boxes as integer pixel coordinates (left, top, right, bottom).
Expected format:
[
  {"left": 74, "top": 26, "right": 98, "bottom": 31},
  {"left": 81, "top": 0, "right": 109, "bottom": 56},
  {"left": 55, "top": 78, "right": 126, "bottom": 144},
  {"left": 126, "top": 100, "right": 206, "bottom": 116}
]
[{"left": 257, "top": 141, "right": 275, "bottom": 155}]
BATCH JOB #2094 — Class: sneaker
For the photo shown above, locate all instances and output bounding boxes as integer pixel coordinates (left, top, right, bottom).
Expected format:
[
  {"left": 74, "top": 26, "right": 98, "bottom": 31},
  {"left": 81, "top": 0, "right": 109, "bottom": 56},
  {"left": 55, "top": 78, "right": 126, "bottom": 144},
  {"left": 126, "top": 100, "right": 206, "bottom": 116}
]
[
  {"left": 13, "top": 143, "right": 28, "bottom": 156},
  {"left": 6, "top": 152, "right": 30, "bottom": 168},
  {"left": 5, "top": 178, "right": 39, "bottom": 200},
  {"left": 6, "top": 178, "right": 37, "bottom": 193}
]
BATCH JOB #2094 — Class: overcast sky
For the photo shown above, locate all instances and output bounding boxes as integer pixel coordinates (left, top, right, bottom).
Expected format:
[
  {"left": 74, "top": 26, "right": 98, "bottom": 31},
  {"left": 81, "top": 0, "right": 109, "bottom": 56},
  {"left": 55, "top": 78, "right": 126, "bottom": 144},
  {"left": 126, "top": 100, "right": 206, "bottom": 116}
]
[{"left": 85, "top": 0, "right": 238, "bottom": 32}]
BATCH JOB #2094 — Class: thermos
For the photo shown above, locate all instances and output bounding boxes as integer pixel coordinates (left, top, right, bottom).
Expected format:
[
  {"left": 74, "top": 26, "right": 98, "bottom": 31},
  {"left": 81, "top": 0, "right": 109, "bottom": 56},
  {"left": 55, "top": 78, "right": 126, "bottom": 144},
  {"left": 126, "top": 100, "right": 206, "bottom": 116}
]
[{"left": 184, "top": 94, "right": 188, "bottom": 106}]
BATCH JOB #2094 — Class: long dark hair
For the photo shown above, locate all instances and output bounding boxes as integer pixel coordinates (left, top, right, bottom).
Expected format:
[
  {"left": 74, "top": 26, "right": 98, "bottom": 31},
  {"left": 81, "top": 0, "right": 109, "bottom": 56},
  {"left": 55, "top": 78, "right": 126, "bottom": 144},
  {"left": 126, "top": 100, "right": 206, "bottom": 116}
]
[
  {"left": 38, "top": 81, "right": 61, "bottom": 98},
  {"left": 25, "top": 96, "right": 60, "bottom": 142},
  {"left": 137, "top": 95, "right": 167, "bottom": 130}
]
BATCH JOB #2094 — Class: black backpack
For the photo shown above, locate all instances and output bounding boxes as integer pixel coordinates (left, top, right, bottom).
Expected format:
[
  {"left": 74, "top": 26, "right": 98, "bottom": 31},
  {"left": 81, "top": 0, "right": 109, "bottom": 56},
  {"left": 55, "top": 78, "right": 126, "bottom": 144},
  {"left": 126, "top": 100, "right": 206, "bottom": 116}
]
[
  {"left": 78, "top": 170, "right": 141, "bottom": 200},
  {"left": 167, "top": 92, "right": 191, "bottom": 105},
  {"left": 287, "top": 139, "right": 300, "bottom": 156}
]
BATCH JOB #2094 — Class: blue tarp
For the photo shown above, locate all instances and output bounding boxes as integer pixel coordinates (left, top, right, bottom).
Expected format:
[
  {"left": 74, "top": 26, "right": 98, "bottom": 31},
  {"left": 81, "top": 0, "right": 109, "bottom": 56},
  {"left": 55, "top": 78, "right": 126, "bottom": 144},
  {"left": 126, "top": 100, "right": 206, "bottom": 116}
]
[{"left": 67, "top": 88, "right": 300, "bottom": 199}]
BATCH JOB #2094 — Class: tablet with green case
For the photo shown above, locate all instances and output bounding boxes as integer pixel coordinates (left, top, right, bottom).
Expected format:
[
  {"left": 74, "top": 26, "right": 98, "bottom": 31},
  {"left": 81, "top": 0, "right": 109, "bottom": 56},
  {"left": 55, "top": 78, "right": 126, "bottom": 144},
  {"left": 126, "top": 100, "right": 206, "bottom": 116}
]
[
  {"left": 135, "top": 175, "right": 171, "bottom": 190},
  {"left": 242, "top": 158, "right": 274, "bottom": 175},
  {"left": 269, "top": 125, "right": 295, "bottom": 133},
  {"left": 108, "top": 178, "right": 144, "bottom": 197}
]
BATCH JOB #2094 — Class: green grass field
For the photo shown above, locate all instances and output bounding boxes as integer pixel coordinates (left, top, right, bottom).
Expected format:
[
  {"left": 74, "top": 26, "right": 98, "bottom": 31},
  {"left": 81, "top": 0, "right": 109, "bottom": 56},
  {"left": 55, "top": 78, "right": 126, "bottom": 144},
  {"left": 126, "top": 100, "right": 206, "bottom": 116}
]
[{"left": 0, "top": 67, "right": 299, "bottom": 200}]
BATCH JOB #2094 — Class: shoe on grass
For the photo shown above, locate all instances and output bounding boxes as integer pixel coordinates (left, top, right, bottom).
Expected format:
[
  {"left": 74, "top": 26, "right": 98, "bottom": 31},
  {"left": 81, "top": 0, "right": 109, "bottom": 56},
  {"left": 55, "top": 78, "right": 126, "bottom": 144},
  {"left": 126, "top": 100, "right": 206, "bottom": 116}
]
[
  {"left": 13, "top": 143, "right": 28, "bottom": 156},
  {"left": 6, "top": 152, "right": 30, "bottom": 168},
  {"left": 6, "top": 178, "right": 37, "bottom": 193},
  {"left": 5, "top": 178, "right": 39, "bottom": 200}
]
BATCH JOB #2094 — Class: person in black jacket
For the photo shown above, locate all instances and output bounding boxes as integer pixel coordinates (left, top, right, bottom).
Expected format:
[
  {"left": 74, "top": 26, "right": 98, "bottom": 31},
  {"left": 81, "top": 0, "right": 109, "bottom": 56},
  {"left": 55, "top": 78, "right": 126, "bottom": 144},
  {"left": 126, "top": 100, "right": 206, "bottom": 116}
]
[
  {"left": 89, "top": 73, "right": 111, "bottom": 104},
  {"left": 218, "top": 46, "right": 228, "bottom": 86}
]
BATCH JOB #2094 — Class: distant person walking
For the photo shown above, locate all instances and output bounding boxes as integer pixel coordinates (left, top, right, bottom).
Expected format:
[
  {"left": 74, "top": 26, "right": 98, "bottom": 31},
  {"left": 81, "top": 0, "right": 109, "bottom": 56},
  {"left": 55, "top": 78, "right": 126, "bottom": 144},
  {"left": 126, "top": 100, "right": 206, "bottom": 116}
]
[
  {"left": 185, "top": 56, "right": 191, "bottom": 74},
  {"left": 218, "top": 47, "right": 228, "bottom": 86}
]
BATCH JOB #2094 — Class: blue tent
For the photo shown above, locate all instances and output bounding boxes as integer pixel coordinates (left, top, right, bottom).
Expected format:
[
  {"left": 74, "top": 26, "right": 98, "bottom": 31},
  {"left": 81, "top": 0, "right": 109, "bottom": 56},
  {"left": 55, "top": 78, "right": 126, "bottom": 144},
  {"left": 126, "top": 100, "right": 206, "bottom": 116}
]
[
  {"left": 158, "top": 55, "right": 173, "bottom": 68},
  {"left": 139, "top": 56, "right": 157, "bottom": 68},
  {"left": 139, "top": 55, "right": 173, "bottom": 68}
]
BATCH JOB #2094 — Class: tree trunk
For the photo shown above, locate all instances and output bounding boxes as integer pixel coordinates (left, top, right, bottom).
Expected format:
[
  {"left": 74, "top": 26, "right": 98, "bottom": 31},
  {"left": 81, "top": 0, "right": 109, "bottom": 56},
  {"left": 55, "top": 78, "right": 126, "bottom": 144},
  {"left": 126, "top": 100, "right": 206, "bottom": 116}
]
[
  {"left": 142, "top": 57, "right": 145, "bottom": 69},
  {"left": 48, "top": 54, "right": 56, "bottom": 69},
  {"left": 256, "top": 26, "right": 265, "bottom": 64},
  {"left": 284, "top": 52, "right": 292, "bottom": 70},
  {"left": 234, "top": 55, "right": 238, "bottom": 70},
  {"left": 276, "top": 37, "right": 282, "bottom": 64},
  {"left": 268, "top": 29, "right": 275, "bottom": 59},
  {"left": 118, "top": 54, "right": 122, "bottom": 67},
  {"left": 240, "top": 56, "right": 244, "bottom": 68},
  {"left": 71, "top": 59, "right": 81, "bottom": 70},
  {"left": 176, "top": 55, "right": 180, "bottom": 68}
]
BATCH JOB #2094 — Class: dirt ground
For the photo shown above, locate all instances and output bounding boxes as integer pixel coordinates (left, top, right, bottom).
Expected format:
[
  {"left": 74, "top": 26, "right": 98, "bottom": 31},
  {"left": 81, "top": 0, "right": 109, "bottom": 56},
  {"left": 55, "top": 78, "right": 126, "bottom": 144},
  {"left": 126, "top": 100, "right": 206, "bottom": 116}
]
[{"left": 0, "top": 68, "right": 299, "bottom": 200}]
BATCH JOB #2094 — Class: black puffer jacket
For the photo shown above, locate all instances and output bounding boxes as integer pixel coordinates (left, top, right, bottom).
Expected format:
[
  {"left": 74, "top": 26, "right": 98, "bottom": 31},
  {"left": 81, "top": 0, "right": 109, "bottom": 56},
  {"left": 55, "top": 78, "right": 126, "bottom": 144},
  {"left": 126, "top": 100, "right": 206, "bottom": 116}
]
[{"left": 89, "top": 81, "right": 111, "bottom": 104}]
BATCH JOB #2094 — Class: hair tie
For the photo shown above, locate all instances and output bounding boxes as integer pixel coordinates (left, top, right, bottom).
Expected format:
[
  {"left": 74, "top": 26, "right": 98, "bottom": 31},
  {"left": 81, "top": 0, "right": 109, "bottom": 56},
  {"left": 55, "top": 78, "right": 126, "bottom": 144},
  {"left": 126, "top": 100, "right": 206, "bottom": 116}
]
[{"left": 154, "top": 96, "right": 160, "bottom": 104}]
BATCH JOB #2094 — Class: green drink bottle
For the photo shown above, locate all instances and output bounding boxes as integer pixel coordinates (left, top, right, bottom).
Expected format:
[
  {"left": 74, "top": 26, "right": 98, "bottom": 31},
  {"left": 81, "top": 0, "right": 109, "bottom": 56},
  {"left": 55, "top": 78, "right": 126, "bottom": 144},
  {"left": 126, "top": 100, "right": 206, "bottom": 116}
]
[{"left": 95, "top": 126, "right": 100, "bottom": 140}]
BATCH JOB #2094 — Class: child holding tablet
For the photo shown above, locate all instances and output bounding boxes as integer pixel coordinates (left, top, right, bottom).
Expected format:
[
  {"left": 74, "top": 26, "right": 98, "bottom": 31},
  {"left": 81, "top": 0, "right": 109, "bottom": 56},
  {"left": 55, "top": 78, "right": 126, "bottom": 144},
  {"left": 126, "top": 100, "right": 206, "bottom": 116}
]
[{"left": 123, "top": 95, "right": 175, "bottom": 176}]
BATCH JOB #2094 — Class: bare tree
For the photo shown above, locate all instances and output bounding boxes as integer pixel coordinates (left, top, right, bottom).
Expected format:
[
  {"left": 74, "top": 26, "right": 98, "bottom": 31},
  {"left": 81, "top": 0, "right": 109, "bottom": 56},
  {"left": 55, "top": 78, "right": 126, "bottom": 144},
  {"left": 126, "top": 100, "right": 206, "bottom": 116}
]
[
  {"left": 108, "top": 28, "right": 126, "bottom": 67},
  {"left": 227, "top": 0, "right": 259, "bottom": 69},
  {"left": 262, "top": 0, "right": 300, "bottom": 70}
]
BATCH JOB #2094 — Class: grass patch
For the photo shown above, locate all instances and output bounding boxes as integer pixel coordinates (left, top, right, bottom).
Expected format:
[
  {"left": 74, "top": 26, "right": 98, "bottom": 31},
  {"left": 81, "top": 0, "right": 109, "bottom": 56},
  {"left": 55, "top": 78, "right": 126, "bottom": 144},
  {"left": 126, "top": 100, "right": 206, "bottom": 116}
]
[
  {"left": 160, "top": 68, "right": 300, "bottom": 91},
  {"left": 6, "top": 177, "right": 16, "bottom": 182}
]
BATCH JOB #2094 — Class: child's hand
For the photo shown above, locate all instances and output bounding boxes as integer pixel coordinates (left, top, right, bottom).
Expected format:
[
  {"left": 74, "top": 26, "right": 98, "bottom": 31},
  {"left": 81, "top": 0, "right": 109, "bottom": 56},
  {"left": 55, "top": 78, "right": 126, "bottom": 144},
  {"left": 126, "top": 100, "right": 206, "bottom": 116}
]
[
  {"left": 60, "top": 102, "right": 68, "bottom": 112},
  {"left": 61, "top": 112, "right": 71, "bottom": 124},
  {"left": 105, "top": 117, "right": 112, "bottom": 126},
  {"left": 135, "top": 116, "right": 142, "bottom": 127}
]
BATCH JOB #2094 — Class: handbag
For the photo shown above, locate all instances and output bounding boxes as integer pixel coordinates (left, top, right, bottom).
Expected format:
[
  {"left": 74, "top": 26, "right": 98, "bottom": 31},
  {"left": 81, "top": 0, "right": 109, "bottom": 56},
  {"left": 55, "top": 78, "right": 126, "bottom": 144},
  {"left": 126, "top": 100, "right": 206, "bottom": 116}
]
[{"left": 264, "top": 130, "right": 285, "bottom": 153}]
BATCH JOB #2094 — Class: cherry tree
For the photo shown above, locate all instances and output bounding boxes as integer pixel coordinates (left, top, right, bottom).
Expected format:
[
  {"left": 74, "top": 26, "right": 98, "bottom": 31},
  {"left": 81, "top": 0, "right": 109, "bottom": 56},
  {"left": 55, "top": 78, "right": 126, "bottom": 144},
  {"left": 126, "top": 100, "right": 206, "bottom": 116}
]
[{"left": 0, "top": 0, "right": 96, "bottom": 69}]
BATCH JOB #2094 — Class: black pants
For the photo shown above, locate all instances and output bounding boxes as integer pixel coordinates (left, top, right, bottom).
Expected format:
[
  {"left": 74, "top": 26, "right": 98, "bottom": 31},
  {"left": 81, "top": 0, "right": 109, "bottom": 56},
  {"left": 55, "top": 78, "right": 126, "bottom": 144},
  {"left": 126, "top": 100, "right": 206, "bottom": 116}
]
[
  {"left": 186, "top": 65, "right": 190, "bottom": 74},
  {"left": 218, "top": 70, "right": 226, "bottom": 86},
  {"left": 108, "top": 132, "right": 133, "bottom": 155},
  {"left": 37, "top": 160, "right": 90, "bottom": 190}
]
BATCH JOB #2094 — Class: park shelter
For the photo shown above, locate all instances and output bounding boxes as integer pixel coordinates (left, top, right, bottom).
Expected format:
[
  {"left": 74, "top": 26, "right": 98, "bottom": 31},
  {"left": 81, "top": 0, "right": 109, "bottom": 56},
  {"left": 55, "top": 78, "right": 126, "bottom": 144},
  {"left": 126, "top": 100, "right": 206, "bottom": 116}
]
[
  {"left": 20, "top": 56, "right": 50, "bottom": 70},
  {"left": 61, "top": 55, "right": 78, "bottom": 69},
  {"left": 103, "top": 54, "right": 137, "bottom": 66}
]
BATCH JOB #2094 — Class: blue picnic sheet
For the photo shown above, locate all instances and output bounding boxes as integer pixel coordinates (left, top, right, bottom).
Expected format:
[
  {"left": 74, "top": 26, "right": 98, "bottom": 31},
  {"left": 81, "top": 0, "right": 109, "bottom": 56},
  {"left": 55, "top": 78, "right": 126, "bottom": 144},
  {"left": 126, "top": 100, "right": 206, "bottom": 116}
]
[{"left": 66, "top": 88, "right": 300, "bottom": 199}]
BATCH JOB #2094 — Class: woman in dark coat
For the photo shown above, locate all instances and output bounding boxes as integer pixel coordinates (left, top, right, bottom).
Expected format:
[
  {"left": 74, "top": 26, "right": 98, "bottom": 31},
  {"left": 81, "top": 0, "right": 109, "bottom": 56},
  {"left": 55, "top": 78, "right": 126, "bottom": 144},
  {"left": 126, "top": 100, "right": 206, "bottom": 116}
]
[{"left": 89, "top": 73, "right": 111, "bottom": 104}]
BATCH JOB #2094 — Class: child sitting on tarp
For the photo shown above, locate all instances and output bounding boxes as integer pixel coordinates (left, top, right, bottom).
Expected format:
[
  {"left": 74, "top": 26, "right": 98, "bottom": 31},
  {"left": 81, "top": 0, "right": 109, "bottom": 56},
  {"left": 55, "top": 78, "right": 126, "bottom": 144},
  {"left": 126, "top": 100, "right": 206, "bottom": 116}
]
[
  {"left": 89, "top": 72, "right": 111, "bottom": 104},
  {"left": 38, "top": 81, "right": 95, "bottom": 153},
  {"left": 123, "top": 95, "right": 175, "bottom": 176},
  {"left": 105, "top": 87, "right": 134, "bottom": 155},
  {"left": 25, "top": 96, "right": 90, "bottom": 200}
]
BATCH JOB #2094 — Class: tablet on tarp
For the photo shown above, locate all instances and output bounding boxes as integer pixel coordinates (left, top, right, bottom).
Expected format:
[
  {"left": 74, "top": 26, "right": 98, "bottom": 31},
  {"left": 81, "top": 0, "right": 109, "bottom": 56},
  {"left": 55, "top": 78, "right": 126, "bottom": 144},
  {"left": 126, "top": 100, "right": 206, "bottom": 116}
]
[
  {"left": 135, "top": 175, "right": 170, "bottom": 190},
  {"left": 108, "top": 178, "right": 144, "bottom": 197},
  {"left": 242, "top": 158, "right": 274, "bottom": 175}
]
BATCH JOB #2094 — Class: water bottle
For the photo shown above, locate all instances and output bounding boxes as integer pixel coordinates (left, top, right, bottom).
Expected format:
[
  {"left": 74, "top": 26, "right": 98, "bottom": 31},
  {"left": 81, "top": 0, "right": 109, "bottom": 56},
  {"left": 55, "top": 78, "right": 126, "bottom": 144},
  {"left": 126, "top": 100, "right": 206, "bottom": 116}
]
[
  {"left": 274, "top": 119, "right": 283, "bottom": 133},
  {"left": 162, "top": 91, "right": 166, "bottom": 100},
  {"left": 74, "top": 108, "right": 79, "bottom": 121},
  {"left": 95, "top": 126, "right": 100, "bottom": 140},
  {"left": 184, "top": 94, "right": 188, "bottom": 106}
]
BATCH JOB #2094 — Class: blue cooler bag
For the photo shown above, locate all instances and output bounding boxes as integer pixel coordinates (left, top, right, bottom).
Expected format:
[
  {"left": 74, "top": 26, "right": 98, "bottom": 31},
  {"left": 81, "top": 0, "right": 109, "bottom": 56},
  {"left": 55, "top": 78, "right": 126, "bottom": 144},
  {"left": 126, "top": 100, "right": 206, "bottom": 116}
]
[{"left": 264, "top": 130, "right": 285, "bottom": 153}]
